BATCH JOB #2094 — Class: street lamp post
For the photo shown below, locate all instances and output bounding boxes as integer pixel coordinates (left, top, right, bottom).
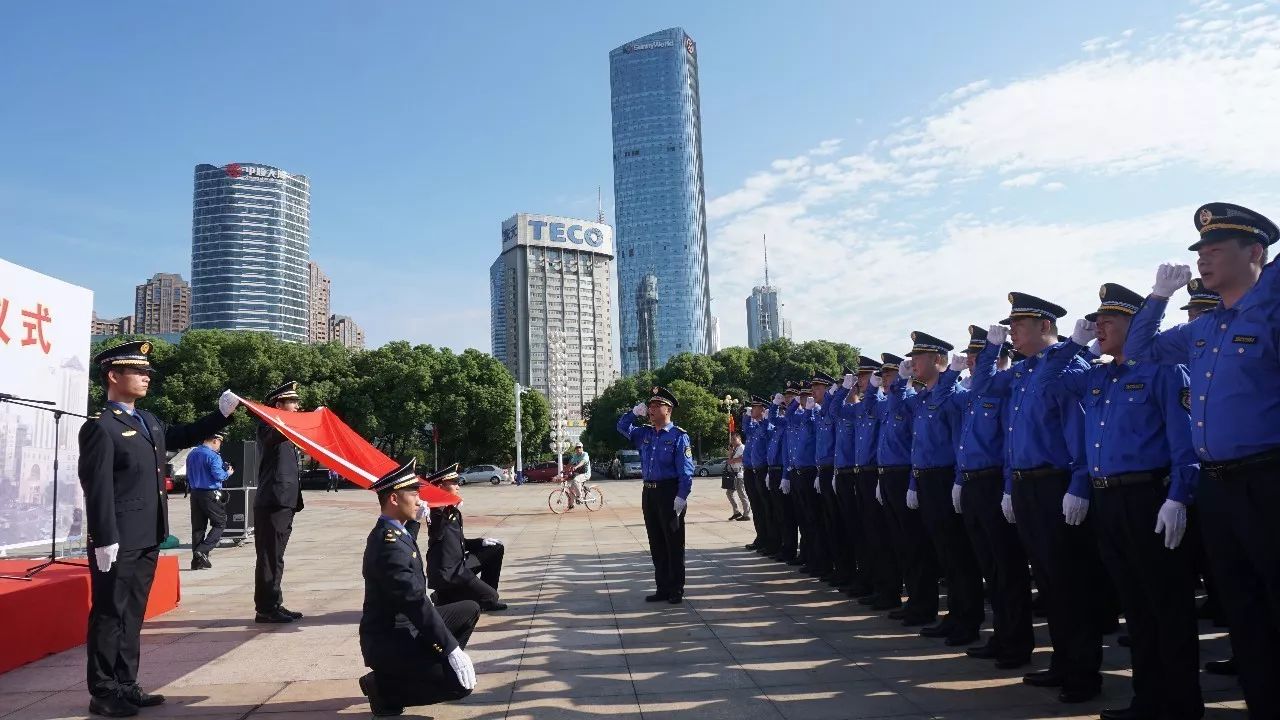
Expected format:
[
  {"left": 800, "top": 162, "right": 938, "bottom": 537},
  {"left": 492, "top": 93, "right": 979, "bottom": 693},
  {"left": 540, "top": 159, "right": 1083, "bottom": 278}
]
[{"left": 722, "top": 394, "right": 737, "bottom": 454}]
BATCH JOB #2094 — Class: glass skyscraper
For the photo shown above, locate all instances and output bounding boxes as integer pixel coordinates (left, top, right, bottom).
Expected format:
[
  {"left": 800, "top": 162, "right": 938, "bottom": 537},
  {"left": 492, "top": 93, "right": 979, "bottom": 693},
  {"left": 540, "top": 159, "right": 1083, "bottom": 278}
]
[
  {"left": 190, "top": 163, "right": 310, "bottom": 342},
  {"left": 610, "top": 27, "right": 713, "bottom": 375}
]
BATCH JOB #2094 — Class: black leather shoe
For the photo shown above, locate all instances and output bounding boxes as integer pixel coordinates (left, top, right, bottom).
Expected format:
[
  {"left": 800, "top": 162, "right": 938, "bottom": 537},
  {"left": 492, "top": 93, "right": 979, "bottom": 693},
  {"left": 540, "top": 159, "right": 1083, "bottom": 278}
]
[
  {"left": 945, "top": 630, "right": 980, "bottom": 647},
  {"left": 89, "top": 695, "right": 138, "bottom": 718},
  {"left": 277, "top": 606, "right": 303, "bottom": 620},
  {"left": 1100, "top": 706, "right": 1154, "bottom": 720},
  {"left": 846, "top": 583, "right": 872, "bottom": 597},
  {"left": 887, "top": 608, "right": 908, "bottom": 620},
  {"left": 359, "top": 673, "right": 403, "bottom": 717},
  {"left": 871, "top": 597, "right": 902, "bottom": 611},
  {"left": 255, "top": 609, "right": 294, "bottom": 623},
  {"left": 856, "top": 594, "right": 877, "bottom": 605},
  {"left": 190, "top": 552, "right": 211, "bottom": 570},
  {"left": 1205, "top": 657, "right": 1238, "bottom": 675},
  {"left": 745, "top": 543, "right": 759, "bottom": 551},
  {"left": 920, "top": 623, "right": 955, "bottom": 638},
  {"left": 667, "top": 594, "right": 684, "bottom": 604},
  {"left": 645, "top": 592, "right": 670, "bottom": 602},
  {"left": 479, "top": 600, "right": 509, "bottom": 611},
  {"left": 786, "top": 558, "right": 804, "bottom": 566},
  {"left": 995, "top": 656, "right": 1031, "bottom": 669},
  {"left": 901, "top": 615, "right": 936, "bottom": 627},
  {"left": 120, "top": 686, "right": 165, "bottom": 707},
  {"left": 736, "top": 515, "right": 751, "bottom": 521},
  {"left": 965, "top": 644, "right": 999, "bottom": 659},
  {"left": 1117, "top": 634, "right": 1130, "bottom": 647},
  {"left": 1058, "top": 686, "right": 1101, "bottom": 704},
  {"left": 1022, "top": 669, "right": 1065, "bottom": 687}
]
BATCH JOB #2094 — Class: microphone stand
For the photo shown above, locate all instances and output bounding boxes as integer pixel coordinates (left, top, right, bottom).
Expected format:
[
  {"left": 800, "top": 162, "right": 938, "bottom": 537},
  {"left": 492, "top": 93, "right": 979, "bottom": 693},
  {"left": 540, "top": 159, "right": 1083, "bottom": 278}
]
[{"left": 0, "top": 393, "right": 92, "bottom": 581}]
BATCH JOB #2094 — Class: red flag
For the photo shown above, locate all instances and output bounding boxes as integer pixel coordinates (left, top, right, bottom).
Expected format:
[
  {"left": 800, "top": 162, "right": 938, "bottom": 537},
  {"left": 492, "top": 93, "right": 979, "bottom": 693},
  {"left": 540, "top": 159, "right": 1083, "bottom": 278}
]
[
  {"left": 238, "top": 399, "right": 460, "bottom": 507},
  {"left": 728, "top": 414, "right": 736, "bottom": 436}
]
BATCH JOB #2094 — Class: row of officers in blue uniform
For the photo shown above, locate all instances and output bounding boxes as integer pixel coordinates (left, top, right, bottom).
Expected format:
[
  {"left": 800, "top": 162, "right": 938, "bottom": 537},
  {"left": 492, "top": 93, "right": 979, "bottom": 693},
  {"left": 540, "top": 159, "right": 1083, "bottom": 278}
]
[{"left": 614, "top": 202, "right": 1280, "bottom": 720}]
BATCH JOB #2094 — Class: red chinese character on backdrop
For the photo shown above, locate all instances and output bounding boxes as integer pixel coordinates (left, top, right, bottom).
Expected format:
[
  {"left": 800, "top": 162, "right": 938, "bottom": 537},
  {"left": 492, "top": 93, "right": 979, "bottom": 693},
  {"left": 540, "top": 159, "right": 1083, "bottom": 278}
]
[
  {"left": 21, "top": 303, "right": 51, "bottom": 353},
  {"left": 0, "top": 298, "right": 10, "bottom": 344}
]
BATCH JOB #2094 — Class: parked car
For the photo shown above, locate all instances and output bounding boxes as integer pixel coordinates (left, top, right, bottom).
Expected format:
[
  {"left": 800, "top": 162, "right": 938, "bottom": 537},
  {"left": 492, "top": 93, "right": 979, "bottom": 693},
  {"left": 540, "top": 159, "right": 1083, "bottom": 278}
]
[
  {"left": 459, "top": 464, "right": 505, "bottom": 486},
  {"left": 695, "top": 457, "right": 728, "bottom": 477},
  {"left": 521, "top": 461, "right": 562, "bottom": 484},
  {"left": 612, "top": 450, "right": 642, "bottom": 479}
]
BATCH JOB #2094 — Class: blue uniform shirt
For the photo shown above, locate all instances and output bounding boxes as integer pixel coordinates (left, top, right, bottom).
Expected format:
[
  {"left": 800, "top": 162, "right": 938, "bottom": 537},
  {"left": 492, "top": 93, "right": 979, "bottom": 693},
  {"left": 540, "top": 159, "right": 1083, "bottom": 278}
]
[
  {"left": 851, "top": 389, "right": 883, "bottom": 467},
  {"left": 813, "top": 386, "right": 847, "bottom": 466},
  {"left": 972, "top": 341, "right": 1089, "bottom": 496},
  {"left": 766, "top": 404, "right": 788, "bottom": 467},
  {"left": 1042, "top": 340, "right": 1199, "bottom": 504},
  {"left": 904, "top": 373, "right": 965, "bottom": 489},
  {"left": 783, "top": 399, "right": 817, "bottom": 470},
  {"left": 954, "top": 372, "right": 1009, "bottom": 486},
  {"left": 834, "top": 390, "right": 859, "bottom": 468},
  {"left": 616, "top": 413, "right": 695, "bottom": 499},
  {"left": 742, "top": 411, "right": 771, "bottom": 468},
  {"left": 876, "top": 379, "right": 916, "bottom": 467},
  {"left": 1124, "top": 276, "right": 1280, "bottom": 462},
  {"left": 185, "top": 443, "right": 230, "bottom": 490}
]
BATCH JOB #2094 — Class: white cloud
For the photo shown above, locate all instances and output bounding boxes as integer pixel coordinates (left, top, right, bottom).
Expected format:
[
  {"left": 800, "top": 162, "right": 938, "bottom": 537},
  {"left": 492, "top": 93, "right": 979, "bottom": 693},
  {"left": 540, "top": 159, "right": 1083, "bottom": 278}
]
[{"left": 705, "top": 4, "right": 1280, "bottom": 353}]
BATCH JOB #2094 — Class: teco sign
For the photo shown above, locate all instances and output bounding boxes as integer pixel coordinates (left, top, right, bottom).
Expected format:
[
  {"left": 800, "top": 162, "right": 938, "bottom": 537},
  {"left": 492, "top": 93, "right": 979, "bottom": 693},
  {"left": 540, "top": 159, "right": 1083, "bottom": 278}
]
[
  {"left": 528, "top": 219, "right": 605, "bottom": 248},
  {"left": 224, "top": 163, "right": 287, "bottom": 180},
  {"left": 502, "top": 214, "right": 614, "bottom": 257}
]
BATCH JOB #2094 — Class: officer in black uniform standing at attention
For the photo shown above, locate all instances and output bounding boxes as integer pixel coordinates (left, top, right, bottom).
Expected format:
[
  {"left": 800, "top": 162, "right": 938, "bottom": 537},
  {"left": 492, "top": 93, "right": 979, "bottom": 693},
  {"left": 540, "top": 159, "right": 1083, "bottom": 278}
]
[
  {"left": 359, "top": 459, "right": 480, "bottom": 717},
  {"left": 254, "top": 381, "right": 306, "bottom": 623},
  {"left": 78, "top": 340, "right": 238, "bottom": 717},
  {"left": 425, "top": 464, "right": 508, "bottom": 611}
]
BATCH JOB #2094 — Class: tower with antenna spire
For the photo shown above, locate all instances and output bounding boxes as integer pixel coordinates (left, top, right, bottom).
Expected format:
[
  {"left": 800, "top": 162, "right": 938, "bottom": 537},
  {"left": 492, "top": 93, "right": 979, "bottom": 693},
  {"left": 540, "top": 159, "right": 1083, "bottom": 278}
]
[{"left": 746, "top": 234, "right": 786, "bottom": 349}]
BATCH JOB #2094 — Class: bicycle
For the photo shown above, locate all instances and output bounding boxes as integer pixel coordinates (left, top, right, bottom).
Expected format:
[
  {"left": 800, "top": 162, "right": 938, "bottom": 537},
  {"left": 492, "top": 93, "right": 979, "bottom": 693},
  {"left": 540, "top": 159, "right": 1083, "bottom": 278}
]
[{"left": 548, "top": 472, "right": 605, "bottom": 514}]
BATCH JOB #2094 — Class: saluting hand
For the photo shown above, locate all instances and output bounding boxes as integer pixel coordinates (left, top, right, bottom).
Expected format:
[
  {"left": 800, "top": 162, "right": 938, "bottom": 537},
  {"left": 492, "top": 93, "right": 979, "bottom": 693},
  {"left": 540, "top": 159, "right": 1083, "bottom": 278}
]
[
  {"left": 842, "top": 373, "right": 855, "bottom": 390},
  {"left": 771, "top": 393, "right": 784, "bottom": 406},
  {"left": 1071, "top": 319, "right": 1097, "bottom": 346},
  {"left": 948, "top": 354, "right": 966, "bottom": 373},
  {"left": 1152, "top": 262, "right": 1192, "bottom": 299},
  {"left": 632, "top": 402, "right": 647, "bottom": 417},
  {"left": 986, "top": 325, "right": 1008, "bottom": 346}
]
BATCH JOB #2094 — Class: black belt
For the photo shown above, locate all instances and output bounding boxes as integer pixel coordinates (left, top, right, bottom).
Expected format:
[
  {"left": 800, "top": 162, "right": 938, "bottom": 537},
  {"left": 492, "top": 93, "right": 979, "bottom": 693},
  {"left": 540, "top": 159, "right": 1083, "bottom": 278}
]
[
  {"left": 642, "top": 479, "right": 676, "bottom": 489},
  {"left": 912, "top": 466, "right": 954, "bottom": 480},
  {"left": 1203, "top": 447, "right": 1280, "bottom": 477},
  {"left": 853, "top": 465, "right": 876, "bottom": 476},
  {"left": 818, "top": 464, "right": 834, "bottom": 471},
  {"left": 1011, "top": 466, "right": 1069, "bottom": 482},
  {"left": 1091, "top": 469, "right": 1168, "bottom": 490},
  {"left": 878, "top": 465, "right": 910, "bottom": 476},
  {"left": 961, "top": 467, "right": 1002, "bottom": 483}
]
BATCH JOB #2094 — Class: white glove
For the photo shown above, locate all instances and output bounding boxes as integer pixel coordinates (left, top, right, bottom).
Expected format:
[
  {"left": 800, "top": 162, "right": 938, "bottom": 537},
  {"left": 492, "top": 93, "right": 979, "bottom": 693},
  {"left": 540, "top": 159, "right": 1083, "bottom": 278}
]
[
  {"left": 813, "top": 477, "right": 821, "bottom": 494},
  {"left": 414, "top": 501, "right": 428, "bottom": 523},
  {"left": 674, "top": 496, "right": 688, "bottom": 515},
  {"left": 987, "top": 325, "right": 1008, "bottom": 346},
  {"left": 804, "top": 397, "right": 816, "bottom": 410},
  {"left": 870, "top": 374, "right": 883, "bottom": 388},
  {"left": 1154, "top": 499, "right": 1188, "bottom": 549},
  {"left": 831, "top": 478, "right": 838, "bottom": 496},
  {"left": 772, "top": 393, "right": 784, "bottom": 406},
  {"left": 482, "top": 537, "right": 503, "bottom": 547},
  {"left": 1087, "top": 339, "right": 1102, "bottom": 357},
  {"left": 1071, "top": 319, "right": 1097, "bottom": 346},
  {"left": 93, "top": 543, "right": 120, "bottom": 572},
  {"left": 218, "top": 390, "right": 239, "bottom": 418},
  {"left": 781, "top": 476, "right": 791, "bottom": 495},
  {"left": 906, "top": 488, "right": 919, "bottom": 510},
  {"left": 447, "top": 646, "right": 477, "bottom": 690},
  {"left": 951, "top": 484, "right": 963, "bottom": 514},
  {"left": 899, "top": 358, "right": 914, "bottom": 381},
  {"left": 949, "top": 354, "right": 966, "bottom": 372},
  {"left": 1062, "top": 493, "right": 1090, "bottom": 526},
  {"left": 1153, "top": 262, "right": 1193, "bottom": 298},
  {"left": 632, "top": 402, "right": 647, "bottom": 417},
  {"left": 875, "top": 480, "right": 884, "bottom": 505},
  {"left": 1001, "top": 493, "right": 1015, "bottom": 524},
  {"left": 842, "top": 373, "right": 855, "bottom": 390}
]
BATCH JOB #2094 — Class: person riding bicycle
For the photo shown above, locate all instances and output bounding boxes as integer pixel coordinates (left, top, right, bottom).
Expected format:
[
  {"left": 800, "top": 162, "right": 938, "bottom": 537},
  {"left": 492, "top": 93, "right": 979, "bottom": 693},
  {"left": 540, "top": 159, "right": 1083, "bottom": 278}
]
[{"left": 566, "top": 442, "right": 590, "bottom": 509}]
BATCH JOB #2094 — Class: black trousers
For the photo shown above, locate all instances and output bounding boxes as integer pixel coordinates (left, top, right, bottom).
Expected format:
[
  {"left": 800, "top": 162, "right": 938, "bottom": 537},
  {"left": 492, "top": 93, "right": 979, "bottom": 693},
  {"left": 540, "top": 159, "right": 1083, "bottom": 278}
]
[
  {"left": 641, "top": 482, "right": 685, "bottom": 595},
  {"left": 791, "top": 467, "right": 827, "bottom": 571},
  {"left": 855, "top": 469, "right": 902, "bottom": 604},
  {"left": 817, "top": 465, "right": 848, "bottom": 580},
  {"left": 768, "top": 466, "right": 797, "bottom": 559},
  {"left": 1011, "top": 470, "right": 1105, "bottom": 694},
  {"left": 881, "top": 467, "right": 939, "bottom": 621},
  {"left": 436, "top": 542, "right": 503, "bottom": 605},
  {"left": 190, "top": 490, "right": 227, "bottom": 556},
  {"left": 744, "top": 466, "right": 776, "bottom": 551},
  {"left": 1199, "top": 459, "right": 1280, "bottom": 719},
  {"left": 368, "top": 600, "right": 480, "bottom": 708},
  {"left": 86, "top": 544, "right": 158, "bottom": 697},
  {"left": 253, "top": 506, "right": 295, "bottom": 614},
  {"left": 1094, "top": 479, "right": 1202, "bottom": 720},
  {"left": 961, "top": 469, "right": 1033, "bottom": 662},
  {"left": 916, "top": 469, "right": 984, "bottom": 632},
  {"left": 834, "top": 468, "right": 868, "bottom": 590}
]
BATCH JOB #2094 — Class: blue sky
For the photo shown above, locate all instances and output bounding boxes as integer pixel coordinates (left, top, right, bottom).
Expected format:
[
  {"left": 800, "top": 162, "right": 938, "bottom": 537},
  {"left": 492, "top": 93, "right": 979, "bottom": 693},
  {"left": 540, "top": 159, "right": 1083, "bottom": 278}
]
[{"left": 2, "top": 1, "right": 1276, "bottom": 356}]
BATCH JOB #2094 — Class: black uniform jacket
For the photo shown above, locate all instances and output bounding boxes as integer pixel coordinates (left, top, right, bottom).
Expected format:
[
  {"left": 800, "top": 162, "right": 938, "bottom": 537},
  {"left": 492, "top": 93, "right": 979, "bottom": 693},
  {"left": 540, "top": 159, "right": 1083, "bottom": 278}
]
[
  {"left": 78, "top": 406, "right": 230, "bottom": 552},
  {"left": 360, "top": 517, "right": 458, "bottom": 668},
  {"left": 425, "top": 506, "right": 484, "bottom": 591},
  {"left": 255, "top": 420, "right": 303, "bottom": 511}
]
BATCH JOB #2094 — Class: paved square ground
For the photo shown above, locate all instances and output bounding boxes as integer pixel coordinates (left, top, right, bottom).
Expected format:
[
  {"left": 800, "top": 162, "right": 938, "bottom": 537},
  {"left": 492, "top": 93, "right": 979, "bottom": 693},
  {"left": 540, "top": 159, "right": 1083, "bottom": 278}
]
[{"left": 1, "top": 479, "right": 1245, "bottom": 719}]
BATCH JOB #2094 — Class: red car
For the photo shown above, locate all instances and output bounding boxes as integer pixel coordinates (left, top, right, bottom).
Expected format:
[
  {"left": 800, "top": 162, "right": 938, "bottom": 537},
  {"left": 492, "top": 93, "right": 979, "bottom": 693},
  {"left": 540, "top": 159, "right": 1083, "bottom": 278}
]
[{"left": 520, "top": 462, "right": 563, "bottom": 484}]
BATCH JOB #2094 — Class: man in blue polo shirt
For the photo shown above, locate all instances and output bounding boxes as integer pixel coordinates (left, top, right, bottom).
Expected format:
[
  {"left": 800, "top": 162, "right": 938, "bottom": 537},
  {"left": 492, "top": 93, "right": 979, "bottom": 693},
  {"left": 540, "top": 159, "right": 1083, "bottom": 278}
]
[{"left": 187, "top": 432, "right": 234, "bottom": 571}]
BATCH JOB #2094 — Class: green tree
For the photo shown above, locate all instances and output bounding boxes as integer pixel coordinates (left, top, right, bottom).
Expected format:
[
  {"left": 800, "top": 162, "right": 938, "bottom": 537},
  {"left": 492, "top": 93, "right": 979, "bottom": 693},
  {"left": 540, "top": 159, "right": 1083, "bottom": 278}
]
[{"left": 667, "top": 379, "right": 723, "bottom": 460}]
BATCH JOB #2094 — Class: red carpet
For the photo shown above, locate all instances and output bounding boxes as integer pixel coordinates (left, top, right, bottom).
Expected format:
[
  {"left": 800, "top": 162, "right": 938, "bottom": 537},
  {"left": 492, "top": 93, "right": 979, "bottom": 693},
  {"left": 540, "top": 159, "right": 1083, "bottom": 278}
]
[{"left": 0, "top": 555, "right": 180, "bottom": 674}]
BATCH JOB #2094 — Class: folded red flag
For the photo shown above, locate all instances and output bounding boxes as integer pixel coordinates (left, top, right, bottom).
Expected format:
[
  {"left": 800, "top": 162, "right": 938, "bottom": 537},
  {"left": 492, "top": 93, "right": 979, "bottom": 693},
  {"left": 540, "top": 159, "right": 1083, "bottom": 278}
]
[{"left": 238, "top": 398, "right": 460, "bottom": 507}]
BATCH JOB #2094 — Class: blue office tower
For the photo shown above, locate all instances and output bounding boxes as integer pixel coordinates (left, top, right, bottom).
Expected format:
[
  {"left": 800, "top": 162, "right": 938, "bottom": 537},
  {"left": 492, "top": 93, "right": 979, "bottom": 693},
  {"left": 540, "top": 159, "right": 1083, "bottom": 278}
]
[{"left": 610, "top": 27, "right": 713, "bottom": 375}]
